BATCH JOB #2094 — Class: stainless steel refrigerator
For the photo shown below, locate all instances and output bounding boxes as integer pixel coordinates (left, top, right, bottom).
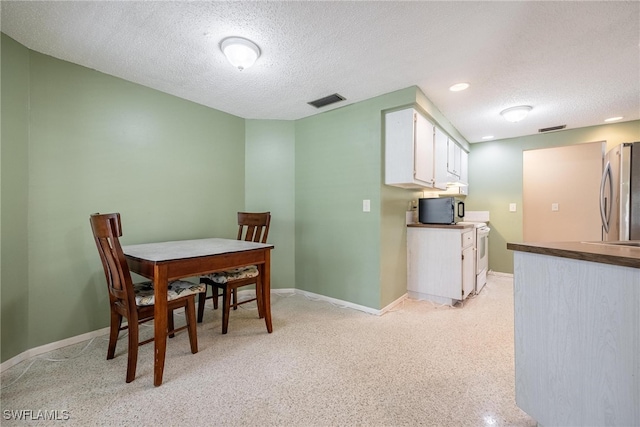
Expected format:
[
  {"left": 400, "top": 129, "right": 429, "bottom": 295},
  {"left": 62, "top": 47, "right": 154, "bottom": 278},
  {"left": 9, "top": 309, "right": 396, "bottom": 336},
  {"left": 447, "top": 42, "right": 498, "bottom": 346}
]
[{"left": 601, "top": 142, "right": 640, "bottom": 240}]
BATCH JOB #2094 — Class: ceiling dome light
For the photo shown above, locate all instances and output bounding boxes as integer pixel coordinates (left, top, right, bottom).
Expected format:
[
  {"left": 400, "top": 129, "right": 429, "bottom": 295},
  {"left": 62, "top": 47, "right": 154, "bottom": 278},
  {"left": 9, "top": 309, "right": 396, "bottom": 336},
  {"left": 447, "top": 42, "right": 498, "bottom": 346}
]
[
  {"left": 220, "top": 37, "right": 260, "bottom": 71},
  {"left": 604, "top": 116, "right": 623, "bottom": 122},
  {"left": 449, "top": 82, "right": 470, "bottom": 92},
  {"left": 500, "top": 105, "right": 532, "bottom": 123},
  {"left": 481, "top": 135, "right": 495, "bottom": 140}
]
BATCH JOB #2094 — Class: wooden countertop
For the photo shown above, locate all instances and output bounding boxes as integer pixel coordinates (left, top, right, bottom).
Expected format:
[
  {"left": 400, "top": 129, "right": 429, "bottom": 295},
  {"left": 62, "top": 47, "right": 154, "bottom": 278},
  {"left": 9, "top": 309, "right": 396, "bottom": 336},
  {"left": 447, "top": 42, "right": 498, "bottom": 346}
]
[
  {"left": 407, "top": 223, "right": 474, "bottom": 230},
  {"left": 507, "top": 241, "right": 640, "bottom": 269}
]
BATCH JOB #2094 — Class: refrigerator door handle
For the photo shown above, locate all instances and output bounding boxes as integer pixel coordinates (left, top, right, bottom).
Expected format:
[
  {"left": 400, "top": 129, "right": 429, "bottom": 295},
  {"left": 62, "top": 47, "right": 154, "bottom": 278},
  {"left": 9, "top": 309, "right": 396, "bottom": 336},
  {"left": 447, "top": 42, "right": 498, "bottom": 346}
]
[{"left": 600, "top": 161, "right": 613, "bottom": 234}]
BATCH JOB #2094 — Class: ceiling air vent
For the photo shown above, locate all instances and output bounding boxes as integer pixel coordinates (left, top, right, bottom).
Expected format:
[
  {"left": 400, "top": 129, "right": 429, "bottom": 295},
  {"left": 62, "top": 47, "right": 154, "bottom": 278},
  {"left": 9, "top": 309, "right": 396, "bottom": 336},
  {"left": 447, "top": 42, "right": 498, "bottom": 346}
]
[
  {"left": 308, "top": 93, "right": 345, "bottom": 108},
  {"left": 538, "top": 125, "right": 567, "bottom": 133}
]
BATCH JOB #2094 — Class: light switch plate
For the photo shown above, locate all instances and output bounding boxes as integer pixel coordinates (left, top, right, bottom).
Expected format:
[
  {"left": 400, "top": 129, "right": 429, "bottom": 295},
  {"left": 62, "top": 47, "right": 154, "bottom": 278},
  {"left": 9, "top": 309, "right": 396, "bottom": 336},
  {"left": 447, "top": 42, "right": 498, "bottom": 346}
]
[
  {"left": 551, "top": 203, "right": 559, "bottom": 211},
  {"left": 509, "top": 203, "right": 517, "bottom": 212},
  {"left": 363, "top": 199, "right": 370, "bottom": 212}
]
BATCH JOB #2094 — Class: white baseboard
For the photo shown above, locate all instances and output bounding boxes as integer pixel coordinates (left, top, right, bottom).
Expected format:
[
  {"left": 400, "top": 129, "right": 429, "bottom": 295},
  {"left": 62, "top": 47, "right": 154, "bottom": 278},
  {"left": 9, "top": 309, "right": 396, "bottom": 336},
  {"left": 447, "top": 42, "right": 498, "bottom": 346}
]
[
  {"left": 298, "top": 289, "right": 383, "bottom": 315},
  {"left": 2, "top": 289, "right": 400, "bottom": 372},
  {"left": 273, "top": 288, "right": 385, "bottom": 316},
  {"left": 488, "top": 270, "right": 514, "bottom": 278},
  {"left": 270, "top": 288, "right": 296, "bottom": 297},
  {"left": 380, "top": 293, "right": 408, "bottom": 314},
  {"left": 1, "top": 326, "right": 110, "bottom": 373}
]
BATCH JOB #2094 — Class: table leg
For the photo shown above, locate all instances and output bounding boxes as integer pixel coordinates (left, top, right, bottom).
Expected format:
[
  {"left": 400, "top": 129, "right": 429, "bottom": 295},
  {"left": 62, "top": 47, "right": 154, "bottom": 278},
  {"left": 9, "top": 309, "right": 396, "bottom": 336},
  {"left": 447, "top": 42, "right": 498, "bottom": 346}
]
[
  {"left": 153, "top": 265, "right": 168, "bottom": 386},
  {"left": 263, "top": 249, "right": 273, "bottom": 333}
]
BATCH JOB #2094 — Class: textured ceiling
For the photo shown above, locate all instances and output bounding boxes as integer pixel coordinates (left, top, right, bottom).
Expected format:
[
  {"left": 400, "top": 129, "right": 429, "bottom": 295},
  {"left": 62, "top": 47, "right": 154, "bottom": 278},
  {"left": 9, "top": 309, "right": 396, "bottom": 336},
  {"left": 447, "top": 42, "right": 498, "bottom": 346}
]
[{"left": 1, "top": 1, "right": 639, "bottom": 143}]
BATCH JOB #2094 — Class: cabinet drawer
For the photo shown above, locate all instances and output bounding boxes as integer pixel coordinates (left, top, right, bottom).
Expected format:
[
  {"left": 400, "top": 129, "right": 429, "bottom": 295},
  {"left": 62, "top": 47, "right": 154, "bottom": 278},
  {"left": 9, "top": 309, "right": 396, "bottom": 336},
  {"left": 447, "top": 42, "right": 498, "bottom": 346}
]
[{"left": 462, "top": 230, "right": 474, "bottom": 248}]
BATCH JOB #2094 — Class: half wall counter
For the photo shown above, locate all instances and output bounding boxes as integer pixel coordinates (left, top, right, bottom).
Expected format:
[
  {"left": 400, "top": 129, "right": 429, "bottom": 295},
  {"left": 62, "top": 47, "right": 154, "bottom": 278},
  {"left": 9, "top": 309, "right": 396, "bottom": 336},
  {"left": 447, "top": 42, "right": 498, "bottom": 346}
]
[{"left": 507, "top": 240, "right": 640, "bottom": 427}]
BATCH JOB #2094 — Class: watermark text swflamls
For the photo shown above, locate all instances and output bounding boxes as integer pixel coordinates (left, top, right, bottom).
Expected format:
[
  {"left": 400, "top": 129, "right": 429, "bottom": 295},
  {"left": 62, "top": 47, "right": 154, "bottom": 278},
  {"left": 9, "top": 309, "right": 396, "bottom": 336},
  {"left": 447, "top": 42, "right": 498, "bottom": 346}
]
[{"left": 3, "top": 409, "right": 70, "bottom": 421}]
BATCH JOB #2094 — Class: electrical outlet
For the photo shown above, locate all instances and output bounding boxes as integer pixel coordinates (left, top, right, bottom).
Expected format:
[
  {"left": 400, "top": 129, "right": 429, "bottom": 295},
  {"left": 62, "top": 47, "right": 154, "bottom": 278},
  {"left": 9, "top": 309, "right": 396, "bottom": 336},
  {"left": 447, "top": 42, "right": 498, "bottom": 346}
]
[
  {"left": 551, "top": 203, "right": 559, "bottom": 212},
  {"left": 509, "top": 203, "right": 517, "bottom": 212}
]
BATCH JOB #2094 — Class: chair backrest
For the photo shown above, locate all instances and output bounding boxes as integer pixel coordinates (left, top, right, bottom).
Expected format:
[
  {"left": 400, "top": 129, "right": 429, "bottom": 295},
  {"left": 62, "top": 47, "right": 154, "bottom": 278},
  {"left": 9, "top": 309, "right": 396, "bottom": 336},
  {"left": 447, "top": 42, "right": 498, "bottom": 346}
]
[
  {"left": 90, "top": 213, "right": 136, "bottom": 313},
  {"left": 236, "top": 212, "right": 271, "bottom": 243}
]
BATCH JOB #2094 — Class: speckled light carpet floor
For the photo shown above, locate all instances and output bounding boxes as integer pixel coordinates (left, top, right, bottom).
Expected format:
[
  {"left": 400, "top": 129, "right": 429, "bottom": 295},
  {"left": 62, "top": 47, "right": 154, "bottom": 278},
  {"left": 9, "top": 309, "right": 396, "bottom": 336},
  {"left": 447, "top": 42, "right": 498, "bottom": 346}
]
[{"left": 1, "top": 274, "right": 535, "bottom": 426}]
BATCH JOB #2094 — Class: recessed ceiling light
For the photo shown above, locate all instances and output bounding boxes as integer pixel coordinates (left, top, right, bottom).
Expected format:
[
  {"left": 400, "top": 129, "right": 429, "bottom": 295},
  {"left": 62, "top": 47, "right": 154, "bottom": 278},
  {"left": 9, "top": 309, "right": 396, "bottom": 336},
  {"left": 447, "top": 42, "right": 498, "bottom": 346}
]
[
  {"left": 449, "top": 83, "right": 470, "bottom": 92},
  {"left": 482, "top": 135, "right": 494, "bottom": 140},
  {"left": 604, "top": 116, "right": 623, "bottom": 122}
]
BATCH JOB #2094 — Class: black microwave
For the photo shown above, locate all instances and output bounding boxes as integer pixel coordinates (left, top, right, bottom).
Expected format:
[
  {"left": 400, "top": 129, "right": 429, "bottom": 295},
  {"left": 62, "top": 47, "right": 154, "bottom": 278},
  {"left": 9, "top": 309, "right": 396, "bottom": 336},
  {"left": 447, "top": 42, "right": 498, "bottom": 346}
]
[{"left": 418, "top": 197, "right": 465, "bottom": 224}]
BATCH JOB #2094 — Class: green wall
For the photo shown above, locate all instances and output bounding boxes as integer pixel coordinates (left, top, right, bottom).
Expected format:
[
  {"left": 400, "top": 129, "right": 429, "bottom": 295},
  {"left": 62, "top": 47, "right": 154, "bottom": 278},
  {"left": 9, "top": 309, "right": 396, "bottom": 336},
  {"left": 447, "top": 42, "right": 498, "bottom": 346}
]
[
  {"left": 295, "top": 88, "right": 418, "bottom": 309},
  {"left": 1, "top": 34, "right": 246, "bottom": 362},
  {"left": 466, "top": 120, "right": 640, "bottom": 274},
  {"left": 1, "top": 34, "right": 30, "bottom": 362},
  {"left": 245, "top": 120, "right": 296, "bottom": 290},
  {"left": 294, "top": 102, "right": 382, "bottom": 308}
]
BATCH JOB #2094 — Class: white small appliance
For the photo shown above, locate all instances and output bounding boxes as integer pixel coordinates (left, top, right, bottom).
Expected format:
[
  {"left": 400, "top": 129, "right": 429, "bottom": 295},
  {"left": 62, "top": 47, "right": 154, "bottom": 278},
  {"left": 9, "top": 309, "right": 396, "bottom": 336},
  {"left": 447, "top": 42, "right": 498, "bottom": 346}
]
[{"left": 459, "top": 211, "right": 490, "bottom": 294}]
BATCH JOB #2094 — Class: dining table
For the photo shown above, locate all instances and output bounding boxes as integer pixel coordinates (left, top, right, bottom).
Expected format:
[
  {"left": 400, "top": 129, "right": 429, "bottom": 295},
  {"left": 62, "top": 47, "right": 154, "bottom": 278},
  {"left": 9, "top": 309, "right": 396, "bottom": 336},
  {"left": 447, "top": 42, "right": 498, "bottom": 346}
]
[{"left": 123, "top": 237, "right": 274, "bottom": 386}]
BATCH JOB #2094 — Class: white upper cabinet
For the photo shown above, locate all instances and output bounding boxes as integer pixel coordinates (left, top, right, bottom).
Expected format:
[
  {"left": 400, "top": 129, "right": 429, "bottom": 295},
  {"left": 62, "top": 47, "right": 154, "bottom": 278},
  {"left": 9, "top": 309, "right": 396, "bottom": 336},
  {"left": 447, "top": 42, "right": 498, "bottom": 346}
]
[
  {"left": 447, "top": 138, "right": 462, "bottom": 179},
  {"left": 446, "top": 138, "right": 469, "bottom": 190},
  {"left": 413, "top": 111, "right": 434, "bottom": 185},
  {"left": 433, "top": 126, "right": 449, "bottom": 190},
  {"left": 384, "top": 108, "right": 446, "bottom": 190},
  {"left": 460, "top": 149, "right": 468, "bottom": 186}
]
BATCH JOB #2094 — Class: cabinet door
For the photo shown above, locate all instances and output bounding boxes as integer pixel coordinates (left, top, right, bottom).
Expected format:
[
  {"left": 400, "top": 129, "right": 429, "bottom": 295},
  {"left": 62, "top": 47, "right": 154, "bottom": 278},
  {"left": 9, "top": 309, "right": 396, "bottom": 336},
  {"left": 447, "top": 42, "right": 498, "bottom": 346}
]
[
  {"left": 408, "top": 227, "right": 458, "bottom": 298},
  {"left": 413, "top": 112, "right": 434, "bottom": 185},
  {"left": 385, "top": 109, "right": 420, "bottom": 188},
  {"left": 433, "top": 127, "right": 449, "bottom": 189},
  {"left": 460, "top": 149, "right": 468, "bottom": 185},
  {"left": 447, "top": 139, "right": 462, "bottom": 178},
  {"left": 462, "top": 245, "right": 475, "bottom": 298}
]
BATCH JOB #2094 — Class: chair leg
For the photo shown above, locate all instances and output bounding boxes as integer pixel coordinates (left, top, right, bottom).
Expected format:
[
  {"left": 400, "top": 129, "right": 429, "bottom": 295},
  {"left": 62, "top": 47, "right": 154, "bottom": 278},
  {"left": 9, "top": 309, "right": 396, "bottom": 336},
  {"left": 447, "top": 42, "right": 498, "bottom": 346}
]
[
  {"left": 255, "top": 278, "right": 264, "bottom": 319},
  {"left": 126, "top": 317, "right": 139, "bottom": 383},
  {"left": 222, "top": 286, "right": 232, "bottom": 335},
  {"left": 168, "top": 311, "right": 175, "bottom": 338},
  {"left": 213, "top": 287, "right": 219, "bottom": 310},
  {"left": 107, "top": 310, "right": 122, "bottom": 360},
  {"left": 232, "top": 288, "right": 238, "bottom": 310},
  {"left": 197, "top": 286, "right": 207, "bottom": 323},
  {"left": 184, "top": 296, "right": 198, "bottom": 354}
]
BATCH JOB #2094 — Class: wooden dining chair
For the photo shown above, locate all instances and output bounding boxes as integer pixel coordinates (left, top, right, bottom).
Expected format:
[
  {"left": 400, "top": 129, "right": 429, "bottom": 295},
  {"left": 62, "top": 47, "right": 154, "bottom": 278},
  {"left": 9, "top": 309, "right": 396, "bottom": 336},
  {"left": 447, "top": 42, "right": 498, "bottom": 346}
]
[
  {"left": 90, "top": 213, "right": 204, "bottom": 383},
  {"left": 198, "top": 211, "right": 271, "bottom": 334}
]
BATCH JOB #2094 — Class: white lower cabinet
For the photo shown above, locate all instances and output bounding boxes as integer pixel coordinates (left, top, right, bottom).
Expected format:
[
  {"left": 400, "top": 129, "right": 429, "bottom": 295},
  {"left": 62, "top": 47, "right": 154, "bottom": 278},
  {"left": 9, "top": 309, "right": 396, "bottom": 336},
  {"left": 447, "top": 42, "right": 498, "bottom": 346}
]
[{"left": 407, "top": 225, "right": 475, "bottom": 305}]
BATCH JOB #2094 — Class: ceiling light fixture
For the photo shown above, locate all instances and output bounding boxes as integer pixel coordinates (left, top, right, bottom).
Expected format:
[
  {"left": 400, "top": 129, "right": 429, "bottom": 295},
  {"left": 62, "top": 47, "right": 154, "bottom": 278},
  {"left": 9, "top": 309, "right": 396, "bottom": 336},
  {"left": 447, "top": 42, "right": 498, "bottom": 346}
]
[
  {"left": 220, "top": 37, "right": 260, "bottom": 71},
  {"left": 449, "top": 82, "right": 470, "bottom": 92},
  {"left": 604, "top": 116, "right": 623, "bottom": 122},
  {"left": 500, "top": 105, "right": 532, "bottom": 123},
  {"left": 481, "top": 135, "right": 494, "bottom": 140}
]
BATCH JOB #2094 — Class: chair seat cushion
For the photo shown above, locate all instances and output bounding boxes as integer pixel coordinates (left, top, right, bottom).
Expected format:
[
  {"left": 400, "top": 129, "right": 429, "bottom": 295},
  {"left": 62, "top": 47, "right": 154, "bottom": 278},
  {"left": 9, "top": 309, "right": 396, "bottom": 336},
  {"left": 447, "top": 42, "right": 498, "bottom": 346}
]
[
  {"left": 134, "top": 280, "right": 206, "bottom": 307},
  {"left": 204, "top": 265, "right": 259, "bottom": 284}
]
